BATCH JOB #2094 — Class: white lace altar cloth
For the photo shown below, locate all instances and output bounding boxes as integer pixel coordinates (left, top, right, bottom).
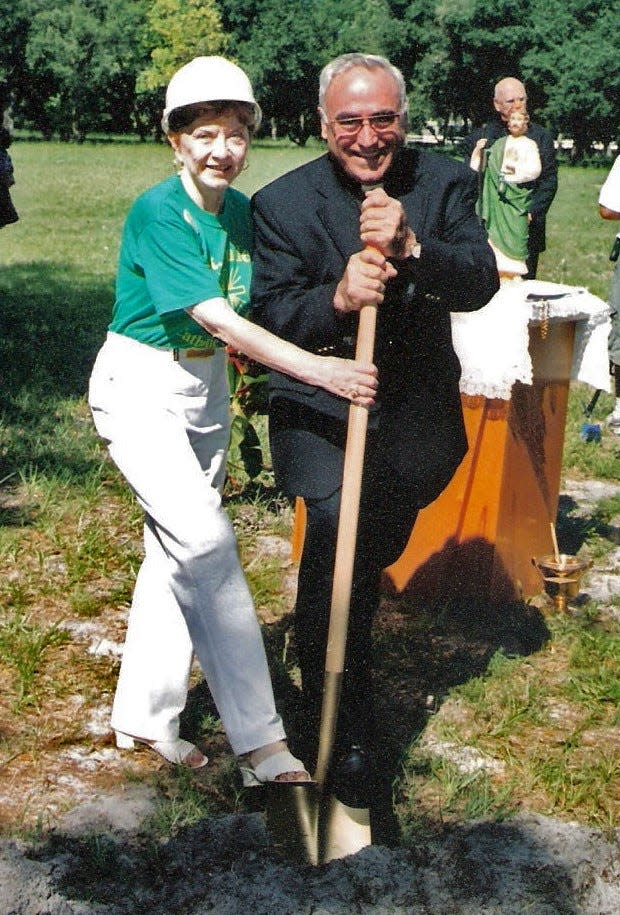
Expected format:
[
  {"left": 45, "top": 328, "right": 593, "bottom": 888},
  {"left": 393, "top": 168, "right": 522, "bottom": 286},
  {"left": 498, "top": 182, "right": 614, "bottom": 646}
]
[{"left": 450, "top": 279, "right": 611, "bottom": 400}]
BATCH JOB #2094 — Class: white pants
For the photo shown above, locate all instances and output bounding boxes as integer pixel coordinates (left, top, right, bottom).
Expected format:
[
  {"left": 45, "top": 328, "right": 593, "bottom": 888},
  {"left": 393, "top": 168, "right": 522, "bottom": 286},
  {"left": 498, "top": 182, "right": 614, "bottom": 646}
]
[{"left": 88, "top": 332, "right": 285, "bottom": 755}]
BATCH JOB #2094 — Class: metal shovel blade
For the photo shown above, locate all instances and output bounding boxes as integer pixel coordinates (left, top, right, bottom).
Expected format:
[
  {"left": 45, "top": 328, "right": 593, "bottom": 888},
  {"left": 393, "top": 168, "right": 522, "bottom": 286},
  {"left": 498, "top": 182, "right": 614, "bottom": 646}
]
[
  {"left": 263, "top": 781, "right": 371, "bottom": 865},
  {"left": 320, "top": 796, "right": 372, "bottom": 862},
  {"left": 263, "top": 783, "right": 320, "bottom": 865}
]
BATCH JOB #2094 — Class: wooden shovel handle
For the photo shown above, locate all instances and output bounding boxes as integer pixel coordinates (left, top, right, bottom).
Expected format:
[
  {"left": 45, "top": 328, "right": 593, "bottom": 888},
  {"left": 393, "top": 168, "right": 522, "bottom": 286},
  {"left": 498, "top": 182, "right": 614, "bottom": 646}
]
[
  {"left": 325, "top": 301, "right": 377, "bottom": 672},
  {"left": 314, "top": 297, "right": 378, "bottom": 787}
]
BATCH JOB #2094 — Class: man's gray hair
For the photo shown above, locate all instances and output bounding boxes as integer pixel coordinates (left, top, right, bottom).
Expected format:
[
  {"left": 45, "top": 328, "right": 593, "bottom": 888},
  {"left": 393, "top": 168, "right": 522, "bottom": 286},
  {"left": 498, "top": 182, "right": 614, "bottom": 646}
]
[{"left": 318, "top": 53, "right": 407, "bottom": 115}]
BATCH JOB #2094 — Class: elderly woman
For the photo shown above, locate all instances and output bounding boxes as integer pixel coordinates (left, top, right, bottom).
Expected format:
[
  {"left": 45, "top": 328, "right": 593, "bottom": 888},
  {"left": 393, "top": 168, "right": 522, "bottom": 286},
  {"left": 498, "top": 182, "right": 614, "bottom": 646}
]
[{"left": 88, "top": 57, "right": 377, "bottom": 782}]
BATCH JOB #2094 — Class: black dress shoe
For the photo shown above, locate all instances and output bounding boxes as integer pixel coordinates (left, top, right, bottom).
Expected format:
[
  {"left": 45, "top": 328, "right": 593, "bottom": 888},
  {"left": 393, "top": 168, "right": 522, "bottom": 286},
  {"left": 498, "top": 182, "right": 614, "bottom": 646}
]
[{"left": 329, "top": 744, "right": 373, "bottom": 807}]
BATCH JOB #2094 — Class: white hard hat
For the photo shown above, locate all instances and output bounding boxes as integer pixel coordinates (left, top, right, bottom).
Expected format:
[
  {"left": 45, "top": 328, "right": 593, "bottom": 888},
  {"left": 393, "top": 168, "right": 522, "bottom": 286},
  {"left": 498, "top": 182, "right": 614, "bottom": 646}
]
[{"left": 162, "top": 56, "right": 262, "bottom": 132}]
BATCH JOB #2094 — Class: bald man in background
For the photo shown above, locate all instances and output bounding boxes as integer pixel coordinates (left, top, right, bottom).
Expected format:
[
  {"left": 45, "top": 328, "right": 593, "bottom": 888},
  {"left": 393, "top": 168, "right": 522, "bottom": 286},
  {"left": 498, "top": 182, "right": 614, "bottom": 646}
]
[{"left": 462, "top": 77, "right": 558, "bottom": 278}]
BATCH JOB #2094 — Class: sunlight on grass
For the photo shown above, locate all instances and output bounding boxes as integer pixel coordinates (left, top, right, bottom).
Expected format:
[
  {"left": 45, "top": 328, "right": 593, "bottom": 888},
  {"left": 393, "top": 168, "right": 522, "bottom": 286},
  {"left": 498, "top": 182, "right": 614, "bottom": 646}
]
[
  {"left": 4, "top": 140, "right": 320, "bottom": 274},
  {"left": 0, "top": 609, "right": 69, "bottom": 709},
  {"left": 562, "top": 384, "right": 620, "bottom": 481},
  {"left": 540, "top": 164, "right": 616, "bottom": 300},
  {"left": 396, "top": 606, "right": 620, "bottom": 831}
]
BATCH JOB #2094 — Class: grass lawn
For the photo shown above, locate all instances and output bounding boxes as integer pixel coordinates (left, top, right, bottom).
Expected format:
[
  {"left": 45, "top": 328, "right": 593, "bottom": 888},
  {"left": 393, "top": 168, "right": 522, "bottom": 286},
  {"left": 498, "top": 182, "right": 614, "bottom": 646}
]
[
  {"left": 539, "top": 162, "right": 616, "bottom": 300},
  {"left": 0, "top": 140, "right": 619, "bottom": 840}
]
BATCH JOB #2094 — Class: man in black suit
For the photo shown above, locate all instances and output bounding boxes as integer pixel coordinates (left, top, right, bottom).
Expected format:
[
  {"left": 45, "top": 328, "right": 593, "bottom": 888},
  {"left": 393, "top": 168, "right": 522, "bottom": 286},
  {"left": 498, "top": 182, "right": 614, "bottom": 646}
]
[
  {"left": 250, "top": 53, "right": 498, "bottom": 794},
  {"left": 461, "top": 77, "right": 558, "bottom": 278}
]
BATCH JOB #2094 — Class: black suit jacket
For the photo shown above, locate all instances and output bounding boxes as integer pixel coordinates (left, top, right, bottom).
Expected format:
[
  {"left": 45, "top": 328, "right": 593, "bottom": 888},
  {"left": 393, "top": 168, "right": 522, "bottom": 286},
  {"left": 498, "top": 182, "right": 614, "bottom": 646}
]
[
  {"left": 461, "top": 117, "right": 558, "bottom": 255},
  {"left": 250, "top": 147, "right": 499, "bottom": 503}
]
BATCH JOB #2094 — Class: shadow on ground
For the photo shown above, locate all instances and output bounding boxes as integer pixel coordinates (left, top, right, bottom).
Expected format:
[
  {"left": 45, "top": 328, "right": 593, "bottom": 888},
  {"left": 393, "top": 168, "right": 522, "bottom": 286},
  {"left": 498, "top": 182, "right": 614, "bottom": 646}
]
[
  {"left": 557, "top": 492, "right": 620, "bottom": 552},
  {"left": 6, "top": 803, "right": 618, "bottom": 914},
  {"left": 237, "top": 585, "right": 549, "bottom": 848}
]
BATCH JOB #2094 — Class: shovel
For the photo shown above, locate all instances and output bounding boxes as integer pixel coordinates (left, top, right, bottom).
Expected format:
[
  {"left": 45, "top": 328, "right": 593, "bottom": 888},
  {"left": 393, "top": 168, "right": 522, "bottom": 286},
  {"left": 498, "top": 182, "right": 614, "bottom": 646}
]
[
  {"left": 266, "top": 185, "right": 385, "bottom": 862},
  {"left": 264, "top": 268, "right": 378, "bottom": 865},
  {"left": 312, "top": 287, "right": 377, "bottom": 863}
]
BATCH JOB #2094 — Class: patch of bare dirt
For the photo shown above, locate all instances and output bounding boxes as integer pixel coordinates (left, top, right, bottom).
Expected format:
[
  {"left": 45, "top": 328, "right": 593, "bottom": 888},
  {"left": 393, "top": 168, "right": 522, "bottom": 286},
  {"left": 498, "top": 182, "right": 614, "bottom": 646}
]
[{"left": 1, "top": 804, "right": 619, "bottom": 914}]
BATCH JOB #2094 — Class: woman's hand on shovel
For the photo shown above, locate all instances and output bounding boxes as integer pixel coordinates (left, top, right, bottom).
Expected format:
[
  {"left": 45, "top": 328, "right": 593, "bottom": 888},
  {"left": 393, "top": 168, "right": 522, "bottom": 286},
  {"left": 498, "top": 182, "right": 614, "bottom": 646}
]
[{"left": 316, "top": 356, "right": 378, "bottom": 406}]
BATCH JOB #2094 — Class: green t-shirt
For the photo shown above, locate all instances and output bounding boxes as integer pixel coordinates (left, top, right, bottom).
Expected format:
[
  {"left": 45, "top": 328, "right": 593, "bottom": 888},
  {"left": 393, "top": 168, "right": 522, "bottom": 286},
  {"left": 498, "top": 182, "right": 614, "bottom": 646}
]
[{"left": 109, "top": 174, "right": 253, "bottom": 349}]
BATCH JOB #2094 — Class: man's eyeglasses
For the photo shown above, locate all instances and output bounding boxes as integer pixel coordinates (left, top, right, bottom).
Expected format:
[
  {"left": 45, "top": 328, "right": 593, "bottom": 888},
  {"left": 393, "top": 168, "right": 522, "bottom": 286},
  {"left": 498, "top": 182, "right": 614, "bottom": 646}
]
[{"left": 328, "top": 112, "right": 401, "bottom": 136}]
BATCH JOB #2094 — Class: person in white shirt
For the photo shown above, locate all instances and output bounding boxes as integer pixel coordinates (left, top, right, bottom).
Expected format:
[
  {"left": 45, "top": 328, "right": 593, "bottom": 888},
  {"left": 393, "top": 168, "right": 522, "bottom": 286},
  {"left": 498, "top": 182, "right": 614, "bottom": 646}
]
[{"left": 598, "top": 156, "right": 620, "bottom": 431}]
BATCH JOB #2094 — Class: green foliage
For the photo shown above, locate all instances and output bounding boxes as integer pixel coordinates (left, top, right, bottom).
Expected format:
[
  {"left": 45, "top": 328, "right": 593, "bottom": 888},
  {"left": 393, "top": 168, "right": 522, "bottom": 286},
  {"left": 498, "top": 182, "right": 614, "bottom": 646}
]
[
  {"left": 320, "top": 0, "right": 405, "bottom": 58},
  {"left": 230, "top": 0, "right": 405, "bottom": 143},
  {"left": 562, "top": 621, "right": 620, "bottom": 708},
  {"left": 396, "top": 0, "right": 516, "bottom": 130},
  {"left": 521, "top": 2, "right": 620, "bottom": 158},
  {"left": 232, "top": 0, "right": 323, "bottom": 144},
  {"left": 22, "top": 0, "right": 149, "bottom": 138},
  {"left": 226, "top": 351, "right": 269, "bottom": 486},
  {"left": 148, "top": 767, "right": 222, "bottom": 833},
  {"left": 560, "top": 383, "right": 620, "bottom": 482},
  {"left": 2, "top": 0, "right": 620, "bottom": 150},
  {"left": 138, "top": 0, "right": 229, "bottom": 94},
  {"left": 401, "top": 0, "right": 620, "bottom": 151}
]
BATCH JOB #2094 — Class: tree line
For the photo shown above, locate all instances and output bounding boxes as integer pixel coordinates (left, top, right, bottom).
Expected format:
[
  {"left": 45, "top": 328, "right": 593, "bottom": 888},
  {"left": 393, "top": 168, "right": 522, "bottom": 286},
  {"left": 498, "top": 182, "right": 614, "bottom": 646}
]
[{"left": 1, "top": 0, "right": 619, "bottom": 158}]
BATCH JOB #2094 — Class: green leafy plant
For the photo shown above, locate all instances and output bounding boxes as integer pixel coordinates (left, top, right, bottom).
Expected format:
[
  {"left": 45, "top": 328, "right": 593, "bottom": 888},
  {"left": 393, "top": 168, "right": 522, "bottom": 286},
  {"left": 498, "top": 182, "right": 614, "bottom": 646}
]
[{"left": 225, "top": 348, "right": 269, "bottom": 488}]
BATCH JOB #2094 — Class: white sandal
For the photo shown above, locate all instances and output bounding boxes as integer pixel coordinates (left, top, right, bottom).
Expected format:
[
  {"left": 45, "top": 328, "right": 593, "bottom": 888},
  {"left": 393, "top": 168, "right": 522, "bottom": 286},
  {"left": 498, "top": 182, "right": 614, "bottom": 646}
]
[
  {"left": 115, "top": 731, "right": 208, "bottom": 769},
  {"left": 239, "top": 749, "right": 312, "bottom": 787}
]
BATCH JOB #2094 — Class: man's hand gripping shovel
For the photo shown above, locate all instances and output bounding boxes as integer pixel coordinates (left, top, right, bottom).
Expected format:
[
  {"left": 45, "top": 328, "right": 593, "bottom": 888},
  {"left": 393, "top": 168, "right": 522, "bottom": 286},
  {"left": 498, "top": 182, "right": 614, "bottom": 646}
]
[{"left": 265, "top": 244, "right": 379, "bottom": 865}]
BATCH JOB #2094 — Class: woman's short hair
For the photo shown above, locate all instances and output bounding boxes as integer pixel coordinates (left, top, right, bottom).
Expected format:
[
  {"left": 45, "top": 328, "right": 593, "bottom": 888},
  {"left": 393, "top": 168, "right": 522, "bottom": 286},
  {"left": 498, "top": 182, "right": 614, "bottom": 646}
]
[{"left": 166, "top": 101, "right": 258, "bottom": 135}]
